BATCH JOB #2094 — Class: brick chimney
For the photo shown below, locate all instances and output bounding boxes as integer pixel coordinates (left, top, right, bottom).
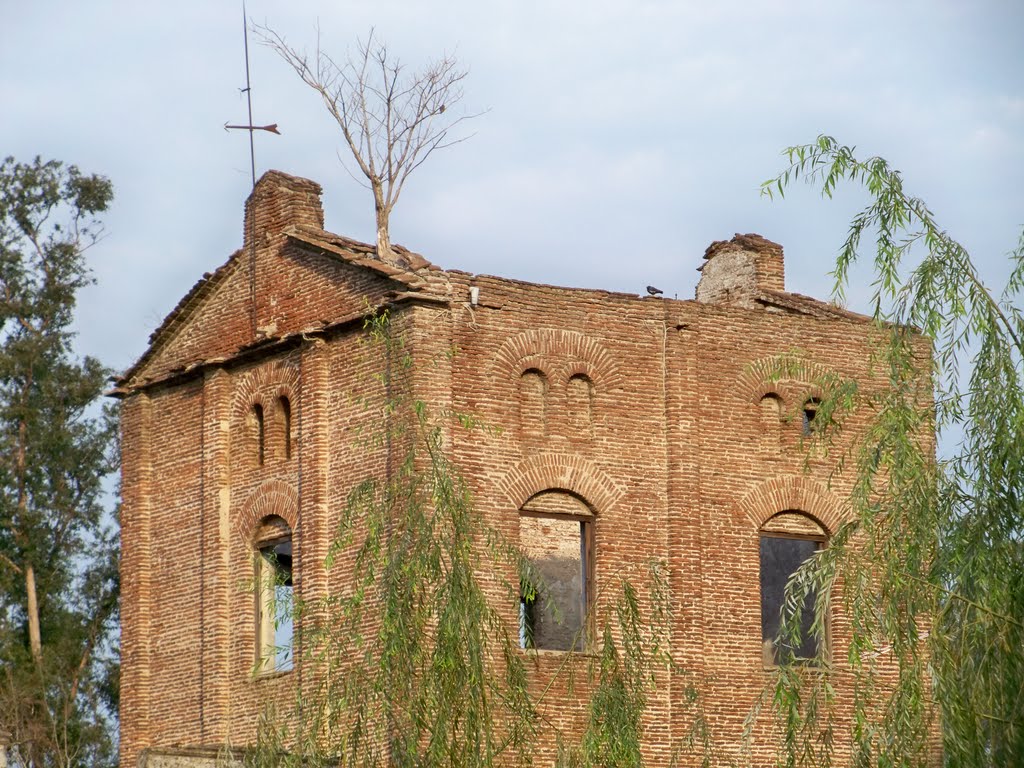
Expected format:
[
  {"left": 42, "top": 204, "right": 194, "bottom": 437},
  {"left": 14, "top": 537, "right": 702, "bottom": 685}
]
[
  {"left": 243, "top": 170, "right": 324, "bottom": 249},
  {"left": 695, "top": 233, "right": 784, "bottom": 306}
]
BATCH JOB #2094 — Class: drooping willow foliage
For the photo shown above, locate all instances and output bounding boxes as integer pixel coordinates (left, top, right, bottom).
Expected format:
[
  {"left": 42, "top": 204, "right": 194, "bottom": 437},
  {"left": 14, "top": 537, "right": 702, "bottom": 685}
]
[
  {"left": 759, "top": 136, "right": 1024, "bottom": 767},
  {"left": 240, "top": 311, "right": 711, "bottom": 768}
]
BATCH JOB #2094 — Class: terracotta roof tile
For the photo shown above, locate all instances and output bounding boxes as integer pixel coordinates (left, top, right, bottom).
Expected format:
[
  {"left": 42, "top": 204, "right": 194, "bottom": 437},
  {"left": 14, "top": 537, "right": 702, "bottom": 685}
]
[{"left": 756, "top": 289, "right": 872, "bottom": 322}]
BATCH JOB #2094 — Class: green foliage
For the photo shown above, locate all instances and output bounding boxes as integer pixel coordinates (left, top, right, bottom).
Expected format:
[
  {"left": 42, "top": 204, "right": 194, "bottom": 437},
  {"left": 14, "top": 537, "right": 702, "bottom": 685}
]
[
  {"left": 560, "top": 569, "right": 670, "bottom": 768},
  {"left": 759, "top": 136, "right": 1024, "bottom": 766},
  {"left": 246, "top": 311, "right": 537, "bottom": 767},
  {"left": 0, "top": 156, "right": 119, "bottom": 768},
  {"left": 245, "top": 311, "right": 695, "bottom": 768}
]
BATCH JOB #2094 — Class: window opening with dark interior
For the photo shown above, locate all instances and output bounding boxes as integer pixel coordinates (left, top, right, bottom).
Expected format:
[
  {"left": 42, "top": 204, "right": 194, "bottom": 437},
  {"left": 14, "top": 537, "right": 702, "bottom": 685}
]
[
  {"left": 802, "top": 397, "right": 821, "bottom": 436},
  {"left": 518, "top": 490, "right": 593, "bottom": 651},
  {"left": 278, "top": 396, "right": 292, "bottom": 460},
  {"left": 255, "top": 516, "right": 293, "bottom": 673},
  {"left": 759, "top": 511, "right": 826, "bottom": 665},
  {"left": 253, "top": 403, "right": 265, "bottom": 466}
]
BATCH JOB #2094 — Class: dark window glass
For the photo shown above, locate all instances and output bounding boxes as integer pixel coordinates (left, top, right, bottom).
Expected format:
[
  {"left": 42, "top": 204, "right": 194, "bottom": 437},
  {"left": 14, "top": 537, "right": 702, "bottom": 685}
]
[
  {"left": 802, "top": 398, "right": 820, "bottom": 436},
  {"left": 760, "top": 535, "right": 820, "bottom": 663}
]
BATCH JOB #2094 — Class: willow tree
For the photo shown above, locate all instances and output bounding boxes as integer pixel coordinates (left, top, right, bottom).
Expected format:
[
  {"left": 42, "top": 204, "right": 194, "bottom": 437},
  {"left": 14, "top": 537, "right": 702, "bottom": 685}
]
[
  {"left": 242, "top": 312, "right": 695, "bottom": 768},
  {"left": 759, "top": 136, "right": 1024, "bottom": 767},
  {"left": 0, "top": 156, "right": 119, "bottom": 768}
]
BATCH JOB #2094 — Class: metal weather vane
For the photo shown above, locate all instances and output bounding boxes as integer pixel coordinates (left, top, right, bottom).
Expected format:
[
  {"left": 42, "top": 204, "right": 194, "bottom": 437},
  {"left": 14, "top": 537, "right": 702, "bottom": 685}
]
[{"left": 225, "top": 1, "right": 279, "bottom": 189}]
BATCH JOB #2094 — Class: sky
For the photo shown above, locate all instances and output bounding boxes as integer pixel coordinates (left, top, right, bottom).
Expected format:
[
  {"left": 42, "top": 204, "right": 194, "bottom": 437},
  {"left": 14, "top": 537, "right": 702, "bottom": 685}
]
[{"left": 2, "top": 0, "right": 1022, "bottom": 376}]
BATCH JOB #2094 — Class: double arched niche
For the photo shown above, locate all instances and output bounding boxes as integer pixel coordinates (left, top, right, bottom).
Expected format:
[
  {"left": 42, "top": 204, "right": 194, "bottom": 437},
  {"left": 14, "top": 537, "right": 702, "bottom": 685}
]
[
  {"left": 248, "top": 395, "right": 293, "bottom": 467},
  {"left": 231, "top": 360, "right": 300, "bottom": 470},
  {"left": 758, "top": 391, "right": 824, "bottom": 454},
  {"left": 518, "top": 368, "right": 595, "bottom": 444}
]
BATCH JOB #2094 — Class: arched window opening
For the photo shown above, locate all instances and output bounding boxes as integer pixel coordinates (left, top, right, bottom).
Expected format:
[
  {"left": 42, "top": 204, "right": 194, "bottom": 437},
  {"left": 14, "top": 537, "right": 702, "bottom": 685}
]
[
  {"left": 802, "top": 397, "right": 821, "bottom": 436},
  {"left": 759, "top": 511, "right": 826, "bottom": 666},
  {"left": 759, "top": 393, "right": 782, "bottom": 454},
  {"left": 255, "top": 516, "right": 293, "bottom": 673},
  {"left": 567, "top": 374, "right": 594, "bottom": 436},
  {"left": 252, "top": 404, "right": 265, "bottom": 466},
  {"left": 277, "top": 396, "right": 292, "bottom": 460},
  {"left": 518, "top": 369, "right": 548, "bottom": 442},
  {"left": 519, "top": 490, "right": 593, "bottom": 651}
]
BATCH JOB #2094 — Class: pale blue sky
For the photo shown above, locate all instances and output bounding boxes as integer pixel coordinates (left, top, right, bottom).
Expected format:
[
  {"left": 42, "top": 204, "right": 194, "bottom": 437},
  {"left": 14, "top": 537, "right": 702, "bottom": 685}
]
[{"left": 2, "top": 1, "right": 1021, "bottom": 374}]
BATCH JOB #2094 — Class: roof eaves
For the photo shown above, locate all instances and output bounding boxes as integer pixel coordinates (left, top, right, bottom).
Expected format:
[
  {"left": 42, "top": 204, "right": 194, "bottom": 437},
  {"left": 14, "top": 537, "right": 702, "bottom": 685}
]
[
  {"left": 114, "top": 252, "right": 242, "bottom": 389},
  {"left": 757, "top": 289, "right": 872, "bottom": 322},
  {"left": 106, "top": 290, "right": 450, "bottom": 397}
]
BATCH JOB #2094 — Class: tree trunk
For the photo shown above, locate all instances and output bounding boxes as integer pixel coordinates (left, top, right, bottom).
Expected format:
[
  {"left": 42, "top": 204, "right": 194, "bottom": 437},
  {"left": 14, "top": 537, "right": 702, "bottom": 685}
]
[
  {"left": 26, "top": 563, "right": 42, "bottom": 667},
  {"left": 373, "top": 186, "right": 392, "bottom": 261}
]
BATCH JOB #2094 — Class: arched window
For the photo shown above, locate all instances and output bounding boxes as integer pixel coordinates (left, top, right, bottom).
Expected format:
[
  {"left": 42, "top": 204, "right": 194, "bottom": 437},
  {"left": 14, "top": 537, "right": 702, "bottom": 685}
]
[
  {"left": 519, "top": 490, "right": 593, "bottom": 651},
  {"left": 759, "top": 511, "right": 826, "bottom": 665},
  {"left": 252, "top": 404, "right": 266, "bottom": 466},
  {"left": 567, "top": 374, "right": 594, "bottom": 436},
  {"left": 759, "top": 393, "right": 782, "bottom": 454},
  {"left": 802, "top": 397, "right": 821, "bottom": 436},
  {"left": 277, "top": 396, "right": 292, "bottom": 460},
  {"left": 518, "top": 369, "right": 548, "bottom": 443},
  {"left": 254, "top": 515, "right": 293, "bottom": 673}
]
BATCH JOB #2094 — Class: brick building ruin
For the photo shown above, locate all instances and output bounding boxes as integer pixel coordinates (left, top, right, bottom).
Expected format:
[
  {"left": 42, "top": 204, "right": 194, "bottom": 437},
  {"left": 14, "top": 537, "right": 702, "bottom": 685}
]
[{"left": 114, "top": 171, "right": 891, "bottom": 766}]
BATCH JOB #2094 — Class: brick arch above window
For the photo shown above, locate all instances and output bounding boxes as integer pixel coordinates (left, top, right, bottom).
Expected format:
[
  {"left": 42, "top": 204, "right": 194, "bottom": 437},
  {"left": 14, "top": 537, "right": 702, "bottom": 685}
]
[
  {"left": 238, "top": 479, "right": 299, "bottom": 541},
  {"left": 491, "top": 329, "right": 622, "bottom": 393},
  {"left": 737, "top": 475, "right": 844, "bottom": 536},
  {"left": 499, "top": 452, "right": 622, "bottom": 515},
  {"left": 738, "top": 354, "right": 835, "bottom": 406},
  {"left": 230, "top": 359, "right": 301, "bottom": 424}
]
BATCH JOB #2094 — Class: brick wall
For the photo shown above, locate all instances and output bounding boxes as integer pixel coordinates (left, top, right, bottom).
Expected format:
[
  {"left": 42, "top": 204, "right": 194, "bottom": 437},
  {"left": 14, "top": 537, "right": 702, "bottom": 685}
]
[{"left": 118, "top": 171, "right": 913, "bottom": 767}]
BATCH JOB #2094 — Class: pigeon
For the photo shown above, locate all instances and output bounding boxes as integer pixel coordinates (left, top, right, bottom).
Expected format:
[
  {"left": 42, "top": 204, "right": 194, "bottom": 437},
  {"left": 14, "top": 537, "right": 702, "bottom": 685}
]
[{"left": 646, "top": 285, "right": 664, "bottom": 297}]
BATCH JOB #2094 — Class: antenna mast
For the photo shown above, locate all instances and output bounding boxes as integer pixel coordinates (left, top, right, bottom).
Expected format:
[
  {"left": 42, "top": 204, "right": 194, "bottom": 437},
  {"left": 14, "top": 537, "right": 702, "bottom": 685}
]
[
  {"left": 242, "top": 3, "right": 256, "bottom": 187},
  {"left": 224, "top": 2, "right": 280, "bottom": 336},
  {"left": 225, "top": 1, "right": 280, "bottom": 189}
]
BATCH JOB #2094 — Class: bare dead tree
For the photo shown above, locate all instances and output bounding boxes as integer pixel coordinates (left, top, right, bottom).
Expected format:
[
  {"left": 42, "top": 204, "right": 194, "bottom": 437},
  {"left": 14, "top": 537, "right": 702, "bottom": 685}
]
[{"left": 258, "top": 25, "right": 480, "bottom": 261}]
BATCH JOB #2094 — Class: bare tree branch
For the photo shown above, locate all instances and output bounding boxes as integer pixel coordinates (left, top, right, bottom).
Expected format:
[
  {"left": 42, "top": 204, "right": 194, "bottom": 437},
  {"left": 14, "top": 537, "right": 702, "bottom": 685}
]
[{"left": 257, "top": 24, "right": 484, "bottom": 262}]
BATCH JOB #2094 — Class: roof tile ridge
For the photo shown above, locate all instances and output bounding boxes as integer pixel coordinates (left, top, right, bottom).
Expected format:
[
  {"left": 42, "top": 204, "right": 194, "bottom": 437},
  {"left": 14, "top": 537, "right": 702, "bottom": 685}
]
[
  {"left": 757, "top": 289, "right": 871, "bottom": 321},
  {"left": 283, "top": 225, "right": 441, "bottom": 277}
]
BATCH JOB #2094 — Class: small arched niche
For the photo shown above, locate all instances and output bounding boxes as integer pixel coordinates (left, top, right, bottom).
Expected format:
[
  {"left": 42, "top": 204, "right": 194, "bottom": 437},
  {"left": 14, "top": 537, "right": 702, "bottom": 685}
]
[
  {"left": 250, "top": 403, "right": 266, "bottom": 467},
  {"left": 518, "top": 369, "right": 548, "bottom": 443},
  {"left": 759, "top": 511, "right": 827, "bottom": 666},
  {"left": 759, "top": 393, "right": 782, "bottom": 456},
  {"left": 567, "top": 374, "right": 595, "bottom": 437},
  {"left": 276, "top": 396, "right": 292, "bottom": 460},
  {"left": 519, "top": 490, "right": 593, "bottom": 652}
]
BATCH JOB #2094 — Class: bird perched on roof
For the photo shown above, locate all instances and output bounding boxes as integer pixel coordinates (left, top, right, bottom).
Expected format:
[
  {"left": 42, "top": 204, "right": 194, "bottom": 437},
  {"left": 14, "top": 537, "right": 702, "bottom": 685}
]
[{"left": 646, "top": 285, "right": 664, "bottom": 297}]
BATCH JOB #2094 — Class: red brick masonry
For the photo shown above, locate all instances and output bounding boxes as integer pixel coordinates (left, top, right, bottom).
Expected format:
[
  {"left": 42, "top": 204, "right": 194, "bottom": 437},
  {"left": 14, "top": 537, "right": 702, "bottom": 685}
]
[{"left": 115, "top": 171, "right": 908, "bottom": 767}]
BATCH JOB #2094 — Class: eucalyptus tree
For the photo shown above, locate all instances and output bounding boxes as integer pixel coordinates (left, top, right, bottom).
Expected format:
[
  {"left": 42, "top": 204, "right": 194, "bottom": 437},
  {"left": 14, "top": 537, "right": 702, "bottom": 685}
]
[
  {"left": 0, "top": 156, "right": 119, "bottom": 768},
  {"left": 760, "top": 136, "right": 1024, "bottom": 767}
]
